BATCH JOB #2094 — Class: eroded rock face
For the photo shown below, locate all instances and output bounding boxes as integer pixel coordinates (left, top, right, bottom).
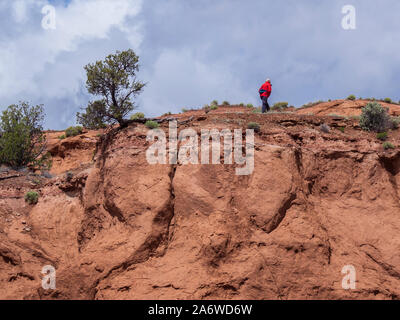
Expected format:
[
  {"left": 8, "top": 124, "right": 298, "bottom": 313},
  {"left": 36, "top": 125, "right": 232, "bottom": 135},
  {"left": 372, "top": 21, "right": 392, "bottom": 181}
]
[{"left": 1, "top": 110, "right": 400, "bottom": 300}]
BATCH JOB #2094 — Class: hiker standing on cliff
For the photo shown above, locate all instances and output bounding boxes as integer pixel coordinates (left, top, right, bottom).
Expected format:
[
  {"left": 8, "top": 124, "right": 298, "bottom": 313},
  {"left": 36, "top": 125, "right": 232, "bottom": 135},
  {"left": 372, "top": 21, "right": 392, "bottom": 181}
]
[{"left": 259, "top": 78, "right": 272, "bottom": 113}]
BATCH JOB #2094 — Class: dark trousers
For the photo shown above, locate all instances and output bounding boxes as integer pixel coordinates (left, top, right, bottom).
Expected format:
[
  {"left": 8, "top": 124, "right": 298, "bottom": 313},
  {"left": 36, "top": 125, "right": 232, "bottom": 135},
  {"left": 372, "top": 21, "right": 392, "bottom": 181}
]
[{"left": 261, "top": 96, "right": 270, "bottom": 113}]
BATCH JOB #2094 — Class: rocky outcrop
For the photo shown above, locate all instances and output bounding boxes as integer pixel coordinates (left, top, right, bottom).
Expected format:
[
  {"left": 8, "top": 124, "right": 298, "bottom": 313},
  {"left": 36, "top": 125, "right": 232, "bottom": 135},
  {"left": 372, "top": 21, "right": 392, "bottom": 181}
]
[{"left": 1, "top": 107, "right": 400, "bottom": 300}]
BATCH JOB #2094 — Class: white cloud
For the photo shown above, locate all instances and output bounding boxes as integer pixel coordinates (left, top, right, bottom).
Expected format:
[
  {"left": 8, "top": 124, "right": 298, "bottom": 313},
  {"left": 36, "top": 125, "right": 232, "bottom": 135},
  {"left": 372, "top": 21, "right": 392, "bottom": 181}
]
[
  {"left": 139, "top": 48, "right": 254, "bottom": 116},
  {"left": 12, "top": 0, "right": 29, "bottom": 23},
  {"left": 2, "top": 0, "right": 400, "bottom": 129},
  {"left": 0, "top": 0, "right": 143, "bottom": 127}
]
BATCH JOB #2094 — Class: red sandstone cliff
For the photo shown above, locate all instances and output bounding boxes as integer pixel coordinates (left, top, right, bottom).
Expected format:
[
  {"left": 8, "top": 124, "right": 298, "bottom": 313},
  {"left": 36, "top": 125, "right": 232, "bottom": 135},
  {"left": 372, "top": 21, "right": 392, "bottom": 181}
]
[{"left": 1, "top": 101, "right": 400, "bottom": 300}]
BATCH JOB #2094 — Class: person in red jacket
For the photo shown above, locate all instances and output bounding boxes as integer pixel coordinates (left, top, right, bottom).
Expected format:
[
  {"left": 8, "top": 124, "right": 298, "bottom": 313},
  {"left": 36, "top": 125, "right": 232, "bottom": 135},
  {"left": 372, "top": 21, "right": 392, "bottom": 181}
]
[{"left": 259, "top": 78, "right": 272, "bottom": 113}]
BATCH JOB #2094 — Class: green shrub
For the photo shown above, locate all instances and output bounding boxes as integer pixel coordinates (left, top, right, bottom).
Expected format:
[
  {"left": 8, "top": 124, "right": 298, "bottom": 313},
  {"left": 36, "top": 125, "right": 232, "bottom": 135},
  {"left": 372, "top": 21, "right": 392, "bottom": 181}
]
[
  {"left": 222, "top": 101, "right": 230, "bottom": 106},
  {"left": 130, "top": 112, "right": 145, "bottom": 120},
  {"left": 0, "top": 102, "right": 50, "bottom": 169},
  {"left": 271, "top": 102, "right": 289, "bottom": 112},
  {"left": 31, "top": 177, "right": 41, "bottom": 185},
  {"left": 247, "top": 122, "right": 260, "bottom": 132},
  {"left": 384, "top": 98, "right": 392, "bottom": 103},
  {"left": 383, "top": 142, "right": 395, "bottom": 150},
  {"left": 391, "top": 116, "right": 400, "bottom": 129},
  {"left": 65, "top": 126, "right": 83, "bottom": 137},
  {"left": 246, "top": 104, "right": 254, "bottom": 108},
  {"left": 210, "top": 105, "right": 218, "bottom": 110},
  {"left": 377, "top": 132, "right": 388, "bottom": 141},
  {"left": 58, "top": 135, "right": 66, "bottom": 140},
  {"left": 347, "top": 95, "right": 356, "bottom": 101},
  {"left": 162, "top": 112, "right": 172, "bottom": 116},
  {"left": 359, "top": 102, "right": 391, "bottom": 132},
  {"left": 145, "top": 120, "right": 159, "bottom": 129},
  {"left": 182, "top": 108, "right": 189, "bottom": 113},
  {"left": 338, "top": 127, "right": 345, "bottom": 133},
  {"left": 25, "top": 191, "right": 39, "bottom": 205},
  {"left": 210, "top": 100, "right": 218, "bottom": 106}
]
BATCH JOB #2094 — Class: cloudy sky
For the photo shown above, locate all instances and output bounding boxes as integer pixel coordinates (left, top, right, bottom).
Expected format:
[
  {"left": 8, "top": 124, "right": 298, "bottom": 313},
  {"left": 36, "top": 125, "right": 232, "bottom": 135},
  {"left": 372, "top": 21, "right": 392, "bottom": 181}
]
[{"left": 0, "top": 0, "right": 399, "bottom": 129}]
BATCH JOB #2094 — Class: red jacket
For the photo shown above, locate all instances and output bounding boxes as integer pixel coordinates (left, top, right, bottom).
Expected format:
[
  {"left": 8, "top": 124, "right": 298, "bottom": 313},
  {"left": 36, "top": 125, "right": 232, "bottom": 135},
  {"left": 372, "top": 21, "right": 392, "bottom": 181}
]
[{"left": 259, "top": 82, "right": 272, "bottom": 98}]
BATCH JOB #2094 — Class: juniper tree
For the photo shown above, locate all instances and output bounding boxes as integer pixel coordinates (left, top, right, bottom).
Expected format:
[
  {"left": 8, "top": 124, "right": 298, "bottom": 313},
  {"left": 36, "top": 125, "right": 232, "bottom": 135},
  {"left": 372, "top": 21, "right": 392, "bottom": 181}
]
[
  {"left": 77, "top": 49, "right": 145, "bottom": 128},
  {"left": 0, "top": 102, "right": 50, "bottom": 169}
]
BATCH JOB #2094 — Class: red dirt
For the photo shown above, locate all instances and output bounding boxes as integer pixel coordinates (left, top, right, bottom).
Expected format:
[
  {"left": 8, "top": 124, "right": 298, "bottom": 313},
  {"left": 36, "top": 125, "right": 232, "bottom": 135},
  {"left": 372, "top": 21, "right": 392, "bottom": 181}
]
[
  {"left": 1, "top": 102, "right": 400, "bottom": 300},
  {"left": 45, "top": 129, "right": 102, "bottom": 175}
]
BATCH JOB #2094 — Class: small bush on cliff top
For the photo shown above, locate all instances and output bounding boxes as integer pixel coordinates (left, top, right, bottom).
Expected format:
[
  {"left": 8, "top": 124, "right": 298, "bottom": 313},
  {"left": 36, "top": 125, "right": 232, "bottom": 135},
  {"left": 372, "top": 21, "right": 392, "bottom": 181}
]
[
  {"left": 359, "top": 102, "right": 391, "bottom": 132},
  {"left": 211, "top": 100, "right": 218, "bottom": 106},
  {"left": 383, "top": 142, "right": 395, "bottom": 150},
  {"left": 210, "top": 105, "right": 218, "bottom": 110},
  {"left": 271, "top": 102, "right": 289, "bottom": 112},
  {"left": 377, "top": 132, "right": 388, "bottom": 141},
  {"left": 246, "top": 103, "right": 254, "bottom": 108},
  {"left": 222, "top": 101, "right": 230, "bottom": 106},
  {"left": 25, "top": 191, "right": 39, "bottom": 205},
  {"left": 145, "top": 120, "right": 159, "bottom": 129},
  {"left": 347, "top": 95, "right": 356, "bottom": 101},
  {"left": 384, "top": 98, "right": 392, "bottom": 103},
  {"left": 391, "top": 116, "right": 400, "bottom": 129},
  {"left": 247, "top": 122, "right": 260, "bottom": 132},
  {"left": 130, "top": 112, "right": 145, "bottom": 120},
  {"left": 65, "top": 126, "right": 83, "bottom": 137}
]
